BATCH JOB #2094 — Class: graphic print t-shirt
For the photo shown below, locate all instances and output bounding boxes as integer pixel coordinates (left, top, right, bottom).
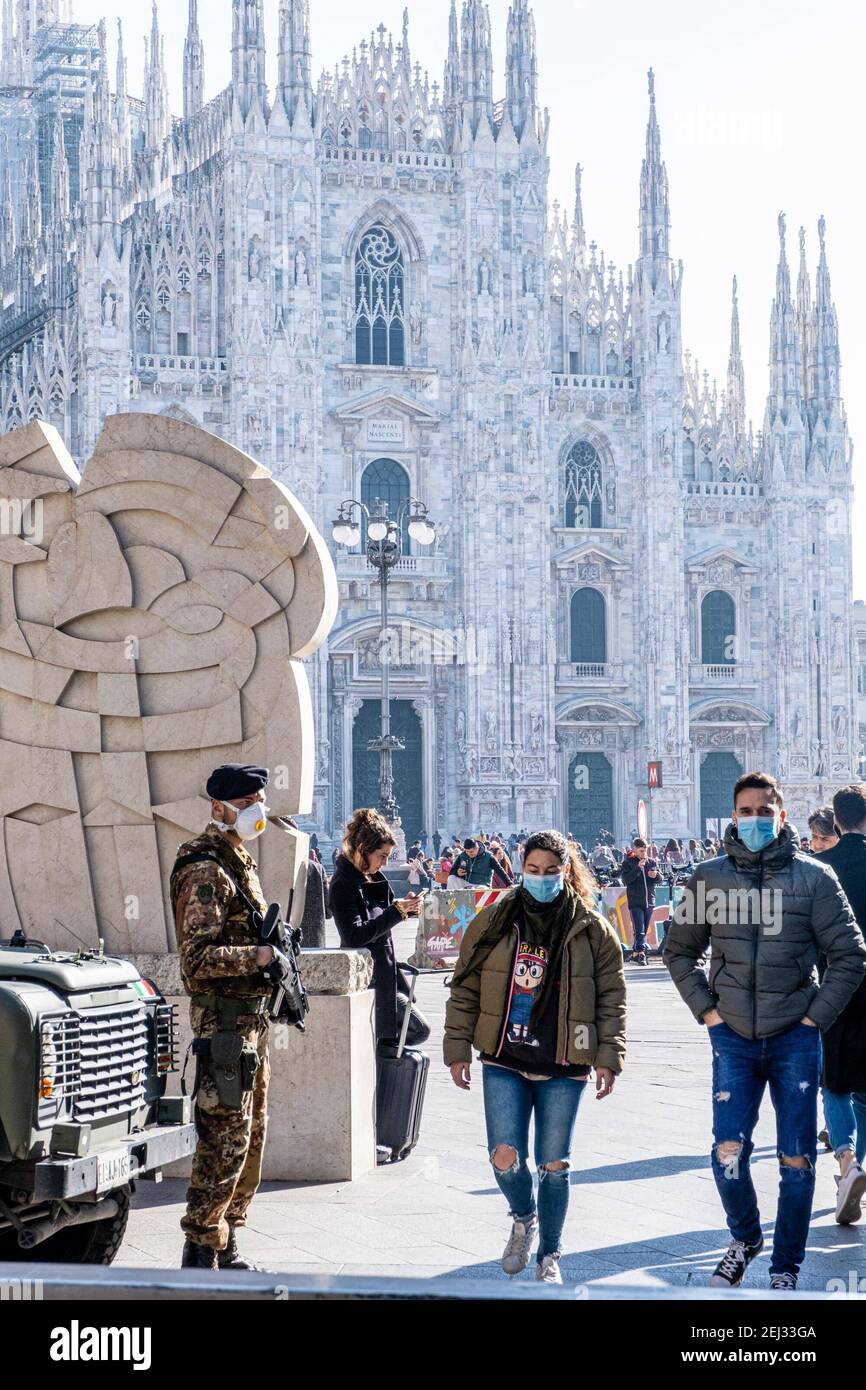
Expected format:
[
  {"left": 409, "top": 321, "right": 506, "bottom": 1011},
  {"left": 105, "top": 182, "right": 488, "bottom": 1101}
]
[{"left": 480, "top": 920, "right": 590, "bottom": 1080}]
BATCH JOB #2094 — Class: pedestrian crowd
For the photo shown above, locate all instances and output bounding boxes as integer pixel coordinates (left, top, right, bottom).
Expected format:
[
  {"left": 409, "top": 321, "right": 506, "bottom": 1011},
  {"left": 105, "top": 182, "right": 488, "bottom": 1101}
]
[{"left": 171, "top": 762, "right": 866, "bottom": 1293}]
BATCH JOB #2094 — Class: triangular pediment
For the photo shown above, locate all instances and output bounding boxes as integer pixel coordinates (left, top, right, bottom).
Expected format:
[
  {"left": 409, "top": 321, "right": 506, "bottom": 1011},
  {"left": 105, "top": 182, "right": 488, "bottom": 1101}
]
[
  {"left": 685, "top": 543, "right": 756, "bottom": 574},
  {"left": 331, "top": 388, "right": 442, "bottom": 426},
  {"left": 554, "top": 540, "right": 629, "bottom": 572}
]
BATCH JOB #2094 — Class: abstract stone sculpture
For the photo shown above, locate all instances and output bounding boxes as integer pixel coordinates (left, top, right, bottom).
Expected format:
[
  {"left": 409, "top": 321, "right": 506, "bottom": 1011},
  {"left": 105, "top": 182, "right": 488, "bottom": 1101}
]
[{"left": 0, "top": 413, "right": 338, "bottom": 955}]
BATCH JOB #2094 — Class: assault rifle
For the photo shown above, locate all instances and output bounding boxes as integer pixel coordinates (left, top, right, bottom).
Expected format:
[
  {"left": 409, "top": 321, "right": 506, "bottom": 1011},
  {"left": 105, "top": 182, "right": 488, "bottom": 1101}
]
[{"left": 256, "top": 894, "right": 309, "bottom": 1031}]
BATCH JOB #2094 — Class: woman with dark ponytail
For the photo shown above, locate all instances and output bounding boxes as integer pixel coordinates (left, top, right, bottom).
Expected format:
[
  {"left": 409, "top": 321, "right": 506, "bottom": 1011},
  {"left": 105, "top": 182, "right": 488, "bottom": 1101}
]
[
  {"left": 329, "top": 808, "right": 430, "bottom": 1052},
  {"left": 444, "top": 828, "right": 627, "bottom": 1284}
]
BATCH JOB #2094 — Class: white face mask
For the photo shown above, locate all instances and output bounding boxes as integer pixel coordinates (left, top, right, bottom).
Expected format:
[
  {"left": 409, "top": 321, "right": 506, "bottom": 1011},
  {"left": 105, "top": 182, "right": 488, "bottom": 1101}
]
[{"left": 217, "top": 803, "right": 268, "bottom": 842}]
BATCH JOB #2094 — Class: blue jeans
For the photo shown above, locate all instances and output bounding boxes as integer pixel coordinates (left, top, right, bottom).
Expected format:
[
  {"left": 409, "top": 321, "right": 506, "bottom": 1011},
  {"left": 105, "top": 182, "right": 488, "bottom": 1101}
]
[
  {"left": 709, "top": 1019, "right": 822, "bottom": 1277},
  {"left": 823, "top": 1088, "right": 866, "bottom": 1165},
  {"left": 630, "top": 906, "right": 653, "bottom": 954},
  {"left": 482, "top": 1063, "right": 586, "bottom": 1260}
]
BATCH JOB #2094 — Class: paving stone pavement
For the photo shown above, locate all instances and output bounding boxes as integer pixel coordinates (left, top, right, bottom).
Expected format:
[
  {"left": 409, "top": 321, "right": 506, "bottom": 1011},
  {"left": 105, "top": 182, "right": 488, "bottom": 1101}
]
[{"left": 121, "top": 920, "right": 866, "bottom": 1291}]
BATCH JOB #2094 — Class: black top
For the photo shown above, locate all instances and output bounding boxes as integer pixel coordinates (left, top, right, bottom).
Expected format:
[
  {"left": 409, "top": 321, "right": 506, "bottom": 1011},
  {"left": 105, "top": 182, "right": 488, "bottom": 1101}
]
[
  {"left": 480, "top": 915, "right": 590, "bottom": 1081},
  {"left": 328, "top": 851, "right": 406, "bottom": 1044},
  {"left": 620, "top": 852, "right": 659, "bottom": 908}
]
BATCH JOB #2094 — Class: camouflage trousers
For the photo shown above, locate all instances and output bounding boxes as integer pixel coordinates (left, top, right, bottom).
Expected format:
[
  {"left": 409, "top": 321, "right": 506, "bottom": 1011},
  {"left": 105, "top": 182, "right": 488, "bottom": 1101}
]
[{"left": 181, "top": 1003, "right": 270, "bottom": 1250}]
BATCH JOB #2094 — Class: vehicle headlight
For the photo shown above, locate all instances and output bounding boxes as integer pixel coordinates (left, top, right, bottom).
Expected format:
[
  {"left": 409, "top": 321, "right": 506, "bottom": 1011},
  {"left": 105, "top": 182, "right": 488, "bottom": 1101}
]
[
  {"left": 154, "top": 1002, "right": 179, "bottom": 1074},
  {"left": 38, "top": 1015, "right": 81, "bottom": 1122}
]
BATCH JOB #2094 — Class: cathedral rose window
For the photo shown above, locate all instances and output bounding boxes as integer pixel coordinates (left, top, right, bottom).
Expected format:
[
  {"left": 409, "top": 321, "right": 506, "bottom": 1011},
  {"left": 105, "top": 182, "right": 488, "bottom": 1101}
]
[
  {"left": 564, "top": 440, "right": 604, "bottom": 527},
  {"left": 354, "top": 225, "right": 406, "bottom": 367}
]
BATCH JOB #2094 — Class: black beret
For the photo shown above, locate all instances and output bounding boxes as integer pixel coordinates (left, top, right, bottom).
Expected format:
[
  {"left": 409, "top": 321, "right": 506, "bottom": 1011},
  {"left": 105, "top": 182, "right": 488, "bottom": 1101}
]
[{"left": 206, "top": 764, "right": 269, "bottom": 801}]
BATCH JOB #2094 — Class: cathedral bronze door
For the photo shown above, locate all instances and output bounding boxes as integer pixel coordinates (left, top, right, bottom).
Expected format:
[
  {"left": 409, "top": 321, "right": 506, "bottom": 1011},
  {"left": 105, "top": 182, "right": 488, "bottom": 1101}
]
[
  {"left": 352, "top": 699, "right": 424, "bottom": 843},
  {"left": 699, "top": 751, "right": 743, "bottom": 836},
  {"left": 568, "top": 752, "right": 613, "bottom": 846}
]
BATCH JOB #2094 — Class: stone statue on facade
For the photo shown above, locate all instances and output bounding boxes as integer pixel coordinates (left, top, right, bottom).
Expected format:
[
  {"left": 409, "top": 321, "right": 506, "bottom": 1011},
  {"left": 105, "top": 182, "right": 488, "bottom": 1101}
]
[
  {"left": 455, "top": 709, "right": 467, "bottom": 751},
  {"left": 101, "top": 287, "right": 118, "bottom": 327},
  {"left": 409, "top": 300, "right": 423, "bottom": 345},
  {"left": 485, "top": 709, "right": 498, "bottom": 750}
]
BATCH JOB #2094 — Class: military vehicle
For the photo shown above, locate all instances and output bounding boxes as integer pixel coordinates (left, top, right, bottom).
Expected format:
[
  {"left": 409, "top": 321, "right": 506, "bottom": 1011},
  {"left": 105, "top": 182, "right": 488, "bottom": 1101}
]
[{"left": 0, "top": 931, "right": 195, "bottom": 1262}]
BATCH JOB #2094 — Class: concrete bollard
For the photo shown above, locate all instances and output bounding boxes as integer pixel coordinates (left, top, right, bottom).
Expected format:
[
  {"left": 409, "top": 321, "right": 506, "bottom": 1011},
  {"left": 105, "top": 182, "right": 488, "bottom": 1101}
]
[{"left": 132, "top": 948, "right": 376, "bottom": 1183}]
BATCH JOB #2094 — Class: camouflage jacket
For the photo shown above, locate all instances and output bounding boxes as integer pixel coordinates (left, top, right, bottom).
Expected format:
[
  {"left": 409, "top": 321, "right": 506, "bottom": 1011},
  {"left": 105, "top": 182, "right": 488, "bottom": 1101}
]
[{"left": 171, "top": 825, "right": 269, "bottom": 1000}]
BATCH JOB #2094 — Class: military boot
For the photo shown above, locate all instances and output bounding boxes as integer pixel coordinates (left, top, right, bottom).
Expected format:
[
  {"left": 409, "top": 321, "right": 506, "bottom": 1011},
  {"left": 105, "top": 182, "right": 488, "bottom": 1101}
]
[
  {"left": 217, "top": 1227, "right": 269, "bottom": 1272},
  {"left": 181, "top": 1239, "right": 218, "bottom": 1270}
]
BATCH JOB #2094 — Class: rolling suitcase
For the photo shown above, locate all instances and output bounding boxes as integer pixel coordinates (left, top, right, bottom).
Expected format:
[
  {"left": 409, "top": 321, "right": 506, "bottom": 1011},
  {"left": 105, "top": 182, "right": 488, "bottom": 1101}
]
[{"left": 376, "top": 962, "right": 430, "bottom": 1163}]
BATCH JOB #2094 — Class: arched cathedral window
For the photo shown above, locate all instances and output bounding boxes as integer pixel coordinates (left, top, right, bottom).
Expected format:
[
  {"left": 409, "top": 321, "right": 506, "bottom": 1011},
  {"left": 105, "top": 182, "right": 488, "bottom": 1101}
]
[
  {"left": 570, "top": 588, "right": 606, "bottom": 664},
  {"left": 564, "top": 440, "right": 603, "bottom": 527},
  {"left": 701, "top": 590, "right": 736, "bottom": 665},
  {"left": 354, "top": 226, "right": 406, "bottom": 367},
  {"left": 683, "top": 436, "right": 696, "bottom": 479},
  {"left": 361, "top": 457, "right": 410, "bottom": 550}
]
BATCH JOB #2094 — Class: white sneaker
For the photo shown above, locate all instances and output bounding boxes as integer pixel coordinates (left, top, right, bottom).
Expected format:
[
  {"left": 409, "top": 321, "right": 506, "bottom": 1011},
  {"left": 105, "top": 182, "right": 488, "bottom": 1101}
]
[
  {"left": 501, "top": 1215, "right": 537, "bottom": 1276},
  {"left": 536, "top": 1253, "right": 563, "bottom": 1285},
  {"left": 835, "top": 1163, "right": 866, "bottom": 1225}
]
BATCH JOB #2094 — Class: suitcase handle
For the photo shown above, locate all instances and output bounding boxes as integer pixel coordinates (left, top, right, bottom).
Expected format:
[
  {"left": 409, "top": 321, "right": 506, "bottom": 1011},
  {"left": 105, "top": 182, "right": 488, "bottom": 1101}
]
[{"left": 396, "top": 963, "right": 420, "bottom": 1058}]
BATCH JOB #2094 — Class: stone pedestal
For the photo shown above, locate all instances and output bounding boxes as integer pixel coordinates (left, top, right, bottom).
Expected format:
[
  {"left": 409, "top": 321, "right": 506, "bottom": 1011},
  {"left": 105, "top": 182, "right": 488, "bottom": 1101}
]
[
  {"left": 132, "top": 948, "right": 376, "bottom": 1183},
  {"left": 387, "top": 823, "right": 408, "bottom": 866}
]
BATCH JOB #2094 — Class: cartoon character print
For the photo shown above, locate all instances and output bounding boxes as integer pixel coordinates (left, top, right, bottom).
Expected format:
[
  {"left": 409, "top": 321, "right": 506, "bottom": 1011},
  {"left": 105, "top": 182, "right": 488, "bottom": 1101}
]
[{"left": 506, "top": 941, "right": 548, "bottom": 1047}]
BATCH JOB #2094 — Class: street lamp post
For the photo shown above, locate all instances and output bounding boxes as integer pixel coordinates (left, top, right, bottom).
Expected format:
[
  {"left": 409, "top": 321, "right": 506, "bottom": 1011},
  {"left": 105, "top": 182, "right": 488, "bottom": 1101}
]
[{"left": 332, "top": 495, "right": 436, "bottom": 832}]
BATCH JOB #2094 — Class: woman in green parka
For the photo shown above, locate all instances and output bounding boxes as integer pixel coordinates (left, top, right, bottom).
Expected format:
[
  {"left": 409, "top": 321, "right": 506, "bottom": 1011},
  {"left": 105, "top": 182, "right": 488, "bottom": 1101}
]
[{"left": 444, "top": 828, "right": 627, "bottom": 1284}]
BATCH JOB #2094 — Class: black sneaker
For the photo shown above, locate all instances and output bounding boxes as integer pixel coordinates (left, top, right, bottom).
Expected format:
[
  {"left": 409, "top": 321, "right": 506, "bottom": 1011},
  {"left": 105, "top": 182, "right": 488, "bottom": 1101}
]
[
  {"left": 769, "top": 1271, "right": 797, "bottom": 1291},
  {"left": 709, "top": 1235, "right": 764, "bottom": 1288}
]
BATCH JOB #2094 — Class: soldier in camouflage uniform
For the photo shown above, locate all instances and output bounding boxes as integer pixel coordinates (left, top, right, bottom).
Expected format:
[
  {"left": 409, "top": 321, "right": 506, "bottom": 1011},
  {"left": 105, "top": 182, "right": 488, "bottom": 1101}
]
[{"left": 171, "top": 763, "right": 276, "bottom": 1272}]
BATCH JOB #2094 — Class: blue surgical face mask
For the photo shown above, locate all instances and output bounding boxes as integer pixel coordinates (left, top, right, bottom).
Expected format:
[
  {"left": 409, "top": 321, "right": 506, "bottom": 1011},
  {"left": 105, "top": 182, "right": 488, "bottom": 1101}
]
[
  {"left": 736, "top": 815, "right": 778, "bottom": 853},
  {"left": 523, "top": 872, "right": 565, "bottom": 903}
]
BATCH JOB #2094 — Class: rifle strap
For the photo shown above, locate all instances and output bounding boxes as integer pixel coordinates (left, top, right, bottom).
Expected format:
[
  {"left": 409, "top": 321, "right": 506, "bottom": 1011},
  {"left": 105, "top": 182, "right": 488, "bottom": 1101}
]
[{"left": 172, "top": 850, "right": 264, "bottom": 927}]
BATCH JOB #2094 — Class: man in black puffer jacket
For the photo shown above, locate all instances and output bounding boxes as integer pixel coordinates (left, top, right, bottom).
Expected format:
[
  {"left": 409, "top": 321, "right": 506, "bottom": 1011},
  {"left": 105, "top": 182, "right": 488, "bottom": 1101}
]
[
  {"left": 664, "top": 770, "right": 866, "bottom": 1292},
  {"left": 620, "top": 838, "right": 659, "bottom": 965}
]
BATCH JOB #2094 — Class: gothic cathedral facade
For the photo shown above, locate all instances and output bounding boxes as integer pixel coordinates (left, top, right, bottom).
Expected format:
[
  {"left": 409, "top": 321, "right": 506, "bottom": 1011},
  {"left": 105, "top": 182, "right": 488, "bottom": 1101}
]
[{"left": 0, "top": 1, "right": 857, "bottom": 845}]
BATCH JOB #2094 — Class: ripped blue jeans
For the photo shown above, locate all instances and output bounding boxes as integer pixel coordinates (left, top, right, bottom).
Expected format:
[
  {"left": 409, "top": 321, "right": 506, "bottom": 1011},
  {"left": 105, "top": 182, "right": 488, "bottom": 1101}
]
[
  {"left": 709, "top": 1019, "right": 822, "bottom": 1277},
  {"left": 482, "top": 1063, "right": 586, "bottom": 1260}
]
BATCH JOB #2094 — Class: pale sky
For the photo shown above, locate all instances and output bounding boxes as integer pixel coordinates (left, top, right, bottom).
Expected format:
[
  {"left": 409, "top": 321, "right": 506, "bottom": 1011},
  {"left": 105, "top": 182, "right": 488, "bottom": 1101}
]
[{"left": 73, "top": 0, "right": 866, "bottom": 593}]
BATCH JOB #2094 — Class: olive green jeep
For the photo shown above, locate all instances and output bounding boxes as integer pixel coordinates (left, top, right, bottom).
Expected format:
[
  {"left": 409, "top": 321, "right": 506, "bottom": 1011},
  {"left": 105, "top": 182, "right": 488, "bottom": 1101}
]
[{"left": 0, "top": 931, "right": 195, "bottom": 1263}]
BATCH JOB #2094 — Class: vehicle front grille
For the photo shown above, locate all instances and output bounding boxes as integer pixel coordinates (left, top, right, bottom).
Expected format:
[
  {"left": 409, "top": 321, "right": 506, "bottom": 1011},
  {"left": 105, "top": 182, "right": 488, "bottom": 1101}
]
[{"left": 73, "top": 1001, "right": 149, "bottom": 1122}]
